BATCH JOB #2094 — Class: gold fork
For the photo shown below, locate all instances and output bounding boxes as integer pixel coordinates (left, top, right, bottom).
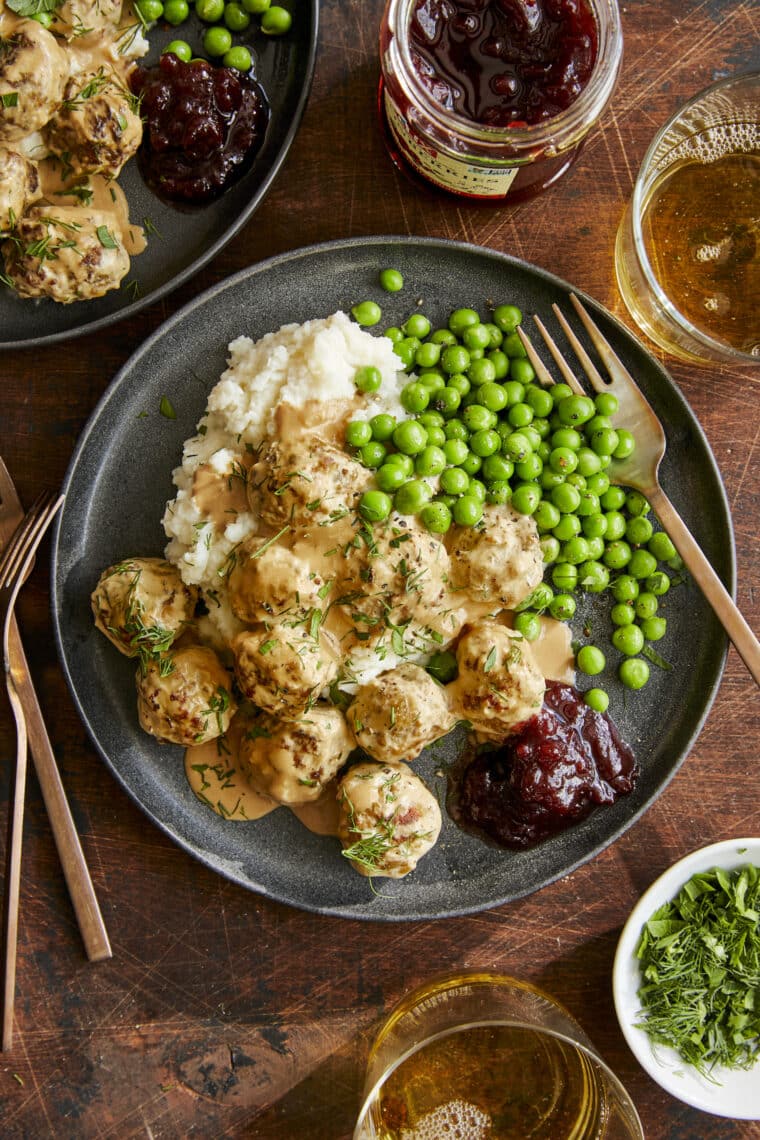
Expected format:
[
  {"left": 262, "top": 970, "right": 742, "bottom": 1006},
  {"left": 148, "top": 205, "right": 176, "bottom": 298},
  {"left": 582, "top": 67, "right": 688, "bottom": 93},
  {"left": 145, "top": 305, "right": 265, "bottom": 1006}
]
[
  {"left": 518, "top": 294, "right": 760, "bottom": 687},
  {"left": 0, "top": 492, "right": 64, "bottom": 1051}
]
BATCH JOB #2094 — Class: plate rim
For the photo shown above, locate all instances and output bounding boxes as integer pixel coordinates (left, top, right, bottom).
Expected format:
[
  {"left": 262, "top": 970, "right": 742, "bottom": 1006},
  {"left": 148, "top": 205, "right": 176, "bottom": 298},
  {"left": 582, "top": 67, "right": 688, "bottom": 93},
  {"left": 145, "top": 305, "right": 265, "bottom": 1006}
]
[
  {"left": 0, "top": 0, "right": 320, "bottom": 352},
  {"left": 50, "top": 234, "right": 735, "bottom": 920}
]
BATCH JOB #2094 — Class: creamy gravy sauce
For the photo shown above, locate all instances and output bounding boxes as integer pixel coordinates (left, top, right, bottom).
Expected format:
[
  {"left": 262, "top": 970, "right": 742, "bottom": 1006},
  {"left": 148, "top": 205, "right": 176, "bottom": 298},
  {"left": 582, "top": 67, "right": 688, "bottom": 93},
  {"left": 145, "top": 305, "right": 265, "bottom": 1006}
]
[
  {"left": 183, "top": 401, "right": 575, "bottom": 825},
  {"left": 0, "top": 7, "right": 145, "bottom": 258}
]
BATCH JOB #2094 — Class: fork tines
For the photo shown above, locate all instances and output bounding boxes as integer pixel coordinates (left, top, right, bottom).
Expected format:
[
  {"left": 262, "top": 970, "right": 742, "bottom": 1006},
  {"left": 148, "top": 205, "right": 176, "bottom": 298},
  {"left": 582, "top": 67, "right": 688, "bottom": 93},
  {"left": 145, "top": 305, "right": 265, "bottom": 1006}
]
[{"left": 0, "top": 492, "right": 60, "bottom": 589}]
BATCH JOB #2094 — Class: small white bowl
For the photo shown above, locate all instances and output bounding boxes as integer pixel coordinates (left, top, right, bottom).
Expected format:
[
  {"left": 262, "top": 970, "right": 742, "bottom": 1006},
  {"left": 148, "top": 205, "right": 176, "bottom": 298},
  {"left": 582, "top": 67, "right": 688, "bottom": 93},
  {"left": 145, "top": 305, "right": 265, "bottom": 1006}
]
[{"left": 613, "top": 837, "right": 760, "bottom": 1120}]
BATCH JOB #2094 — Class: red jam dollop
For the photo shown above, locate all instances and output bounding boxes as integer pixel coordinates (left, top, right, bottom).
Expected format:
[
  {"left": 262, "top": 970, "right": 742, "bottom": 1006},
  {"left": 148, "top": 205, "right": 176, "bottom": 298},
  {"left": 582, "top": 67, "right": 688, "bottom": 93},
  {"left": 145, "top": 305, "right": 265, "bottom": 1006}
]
[
  {"left": 449, "top": 680, "right": 638, "bottom": 849},
  {"left": 410, "top": 0, "right": 598, "bottom": 126},
  {"left": 130, "top": 53, "right": 269, "bottom": 204}
]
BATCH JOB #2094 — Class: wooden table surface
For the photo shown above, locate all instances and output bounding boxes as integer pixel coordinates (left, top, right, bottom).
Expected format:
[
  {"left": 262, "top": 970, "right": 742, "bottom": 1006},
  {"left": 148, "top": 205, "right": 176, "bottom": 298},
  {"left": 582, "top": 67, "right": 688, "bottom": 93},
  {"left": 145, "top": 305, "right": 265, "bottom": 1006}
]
[{"left": 1, "top": 1, "right": 759, "bottom": 1136}]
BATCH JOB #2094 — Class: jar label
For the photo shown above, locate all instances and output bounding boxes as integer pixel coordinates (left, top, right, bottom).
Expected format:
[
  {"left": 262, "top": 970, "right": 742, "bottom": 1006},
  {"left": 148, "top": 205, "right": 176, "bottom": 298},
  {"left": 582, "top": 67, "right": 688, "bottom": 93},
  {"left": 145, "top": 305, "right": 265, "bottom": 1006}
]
[{"left": 384, "top": 94, "right": 520, "bottom": 199}]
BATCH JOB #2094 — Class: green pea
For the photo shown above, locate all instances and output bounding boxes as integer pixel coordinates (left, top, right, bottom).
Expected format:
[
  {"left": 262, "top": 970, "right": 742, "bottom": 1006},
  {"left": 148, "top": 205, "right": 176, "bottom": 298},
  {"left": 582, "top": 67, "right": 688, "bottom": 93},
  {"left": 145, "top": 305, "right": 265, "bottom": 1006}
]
[
  {"left": 431, "top": 328, "right": 457, "bottom": 346},
  {"left": 163, "top": 0, "right": 189, "bottom": 22},
  {"left": 400, "top": 381, "right": 430, "bottom": 413},
  {"left": 577, "top": 645, "right": 606, "bottom": 676},
  {"left": 550, "top": 482, "right": 581, "bottom": 514},
  {"left": 514, "top": 611, "right": 541, "bottom": 641},
  {"left": 591, "top": 427, "right": 619, "bottom": 456},
  {"left": 604, "top": 510, "right": 627, "bottom": 540},
  {"left": 196, "top": 0, "right": 223, "bottom": 19},
  {"left": 549, "top": 446, "right": 578, "bottom": 475},
  {"left": 552, "top": 562, "right": 578, "bottom": 591},
  {"left": 453, "top": 495, "right": 484, "bottom": 527},
  {"left": 261, "top": 3, "right": 292, "bottom": 32},
  {"left": 445, "top": 420, "right": 469, "bottom": 442},
  {"left": 628, "top": 548, "right": 658, "bottom": 579},
  {"left": 619, "top": 658, "right": 650, "bottom": 689},
  {"left": 540, "top": 535, "right": 561, "bottom": 564},
  {"left": 626, "top": 490, "right": 651, "bottom": 517},
  {"left": 585, "top": 472, "right": 610, "bottom": 497},
  {"left": 515, "top": 453, "right": 542, "bottom": 482},
  {"left": 634, "top": 592, "right": 658, "bottom": 620},
  {"left": 468, "top": 357, "right": 496, "bottom": 387},
  {"left": 403, "top": 312, "right": 431, "bottom": 339},
  {"left": 648, "top": 532, "right": 677, "bottom": 562},
  {"left": 613, "top": 624, "right": 645, "bottom": 656},
  {"left": 467, "top": 478, "right": 487, "bottom": 503},
  {"left": 613, "top": 429, "right": 636, "bottom": 459},
  {"left": 511, "top": 483, "right": 541, "bottom": 515},
  {"left": 463, "top": 405, "right": 496, "bottom": 433},
  {"left": 223, "top": 45, "right": 253, "bottom": 70},
  {"left": 503, "top": 432, "right": 533, "bottom": 462},
  {"left": 354, "top": 365, "right": 382, "bottom": 393},
  {"left": 30, "top": 8, "right": 52, "bottom": 22},
  {"left": 379, "top": 268, "right": 404, "bottom": 292},
  {"left": 359, "top": 490, "right": 392, "bottom": 523},
  {"left": 415, "top": 342, "right": 441, "bottom": 370},
  {"left": 460, "top": 453, "right": 482, "bottom": 476},
  {"left": 395, "top": 478, "right": 431, "bottom": 514},
  {"left": 487, "top": 349, "right": 509, "bottom": 379},
  {"left": 424, "top": 425, "right": 446, "bottom": 448},
  {"left": 524, "top": 385, "right": 554, "bottom": 417},
  {"left": 581, "top": 513, "right": 607, "bottom": 539},
  {"left": 611, "top": 602, "right": 635, "bottom": 626},
  {"left": 576, "top": 447, "right": 602, "bottom": 477},
  {"left": 603, "top": 540, "right": 632, "bottom": 570},
  {"left": 224, "top": 1, "right": 250, "bottom": 28},
  {"left": 562, "top": 536, "right": 590, "bottom": 565},
  {"left": 557, "top": 394, "right": 595, "bottom": 425},
  {"left": 417, "top": 410, "right": 444, "bottom": 429},
  {"left": 351, "top": 300, "right": 382, "bottom": 327},
  {"left": 369, "top": 413, "right": 396, "bottom": 441},
  {"left": 503, "top": 380, "right": 525, "bottom": 406},
  {"left": 441, "top": 344, "right": 471, "bottom": 374},
  {"left": 384, "top": 326, "right": 403, "bottom": 345},
  {"left": 136, "top": 0, "right": 164, "bottom": 18},
  {"left": 392, "top": 420, "right": 427, "bottom": 455},
  {"left": 483, "top": 322, "right": 503, "bottom": 348},
  {"left": 586, "top": 536, "right": 605, "bottom": 561},
  {"left": 549, "top": 593, "right": 576, "bottom": 620},
  {"left": 553, "top": 514, "right": 581, "bottom": 542},
  {"left": 584, "top": 688, "right": 609, "bottom": 713},
  {"left": 594, "top": 392, "right": 619, "bottom": 417},
  {"left": 203, "top": 24, "right": 232, "bottom": 55},
  {"left": 439, "top": 466, "right": 468, "bottom": 495},
  {"left": 541, "top": 468, "right": 566, "bottom": 491},
  {"left": 345, "top": 420, "right": 372, "bottom": 447},
  {"left": 549, "top": 383, "right": 573, "bottom": 403},
  {"left": 486, "top": 481, "right": 511, "bottom": 505},
  {"left": 426, "top": 650, "right": 458, "bottom": 683},
  {"left": 385, "top": 453, "right": 414, "bottom": 475},
  {"left": 359, "top": 441, "right": 387, "bottom": 469},
  {"left": 625, "top": 516, "right": 654, "bottom": 546},
  {"left": 600, "top": 486, "right": 626, "bottom": 510},
  {"left": 503, "top": 332, "right": 527, "bottom": 358},
  {"left": 470, "top": 428, "right": 501, "bottom": 457},
  {"left": 375, "top": 463, "right": 408, "bottom": 493},
  {"left": 242, "top": 0, "right": 270, "bottom": 10},
  {"left": 578, "top": 560, "right": 609, "bottom": 592},
  {"left": 646, "top": 571, "right": 670, "bottom": 596},
  {"left": 448, "top": 307, "right": 480, "bottom": 334},
  {"left": 481, "top": 454, "right": 513, "bottom": 483},
  {"left": 442, "top": 438, "right": 469, "bottom": 466},
  {"left": 164, "top": 39, "right": 192, "bottom": 60},
  {"left": 641, "top": 616, "right": 667, "bottom": 641},
  {"left": 461, "top": 323, "right": 491, "bottom": 351},
  {"left": 611, "top": 575, "right": 639, "bottom": 603},
  {"left": 534, "top": 500, "right": 560, "bottom": 532},
  {"left": 447, "top": 373, "right": 471, "bottom": 397},
  {"left": 415, "top": 445, "right": 446, "bottom": 477},
  {"left": 420, "top": 501, "right": 452, "bottom": 534}
]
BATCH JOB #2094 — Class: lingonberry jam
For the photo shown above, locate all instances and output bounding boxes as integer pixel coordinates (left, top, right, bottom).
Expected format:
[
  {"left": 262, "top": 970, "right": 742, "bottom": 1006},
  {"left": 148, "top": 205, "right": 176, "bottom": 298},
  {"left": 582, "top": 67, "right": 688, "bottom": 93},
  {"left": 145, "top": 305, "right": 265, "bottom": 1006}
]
[
  {"left": 449, "top": 680, "right": 637, "bottom": 849},
  {"left": 130, "top": 54, "right": 269, "bottom": 204},
  {"left": 379, "top": 0, "right": 622, "bottom": 200},
  {"left": 410, "top": 0, "right": 598, "bottom": 126}
]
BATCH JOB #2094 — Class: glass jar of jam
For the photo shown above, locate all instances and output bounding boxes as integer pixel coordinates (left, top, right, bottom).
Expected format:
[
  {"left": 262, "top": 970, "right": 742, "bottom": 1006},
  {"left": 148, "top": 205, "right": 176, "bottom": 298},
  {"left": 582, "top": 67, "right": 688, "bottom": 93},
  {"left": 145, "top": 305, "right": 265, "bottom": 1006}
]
[{"left": 379, "top": 0, "right": 623, "bottom": 202}]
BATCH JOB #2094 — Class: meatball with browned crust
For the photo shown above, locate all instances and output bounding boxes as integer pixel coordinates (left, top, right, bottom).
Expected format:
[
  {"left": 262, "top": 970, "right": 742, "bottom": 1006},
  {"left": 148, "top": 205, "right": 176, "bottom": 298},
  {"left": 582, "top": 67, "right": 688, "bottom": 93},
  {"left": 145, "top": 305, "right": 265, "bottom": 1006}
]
[
  {"left": 349, "top": 663, "right": 455, "bottom": 764},
  {"left": 239, "top": 706, "right": 353, "bottom": 805},
  {"left": 3, "top": 206, "right": 131, "bottom": 301},
  {"left": 248, "top": 435, "right": 368, "bottom": 528},
  {"left": 0, "top": 148, "right": 40, "bottom": 233},
  {"left": 44, "top": 69, "right": 142, "bottom": 179},
  {"left": 338, "top": 761, "right": 441, "bottom": 878},
  {"left": 355, "top": 514, "right": 451, "bottom": 627},
  {"left": 449, "top": 504, "right": 543, "bottom": 610},
  {"left": 0, "top": 20, "right": 69, "bottom": 143},
  {"left": 449, "top": 620, "right": 545, "bottom": 741},
  {"left": 136, "top": 645, "right": 236, "bottom": 746},
  {"left": 232, "top": 621, "right": 340, "bottom": 719},
  {"left": 227, "top": 533, "right": 327, "bottom": 624},
  {"left": 91, "top": 557, "right": 197, "bottom": 661}
]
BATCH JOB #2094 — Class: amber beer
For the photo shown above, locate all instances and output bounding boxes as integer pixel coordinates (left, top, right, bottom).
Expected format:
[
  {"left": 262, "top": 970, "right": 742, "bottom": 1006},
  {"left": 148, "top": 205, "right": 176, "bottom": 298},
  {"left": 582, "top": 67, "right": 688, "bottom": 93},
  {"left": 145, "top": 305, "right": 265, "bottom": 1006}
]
[{"left": 353, "top": 973, "right": 643, "bottom": 1140}]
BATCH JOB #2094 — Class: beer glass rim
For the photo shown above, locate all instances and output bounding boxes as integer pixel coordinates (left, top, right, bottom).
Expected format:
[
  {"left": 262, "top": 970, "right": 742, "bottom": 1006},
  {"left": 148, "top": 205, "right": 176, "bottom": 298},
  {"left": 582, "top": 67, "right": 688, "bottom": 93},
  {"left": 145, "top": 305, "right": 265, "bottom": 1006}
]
[{"left": 629, "top": 71, "right": 760, "bottom": 366}]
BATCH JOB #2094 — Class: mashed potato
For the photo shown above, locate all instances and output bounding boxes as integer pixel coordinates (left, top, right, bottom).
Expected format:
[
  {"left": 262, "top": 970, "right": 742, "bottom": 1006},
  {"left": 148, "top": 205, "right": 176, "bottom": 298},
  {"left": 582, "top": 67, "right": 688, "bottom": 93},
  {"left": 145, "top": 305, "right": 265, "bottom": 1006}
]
[{"left": 163, "top": 311, "right": 410, "bottom": 649}]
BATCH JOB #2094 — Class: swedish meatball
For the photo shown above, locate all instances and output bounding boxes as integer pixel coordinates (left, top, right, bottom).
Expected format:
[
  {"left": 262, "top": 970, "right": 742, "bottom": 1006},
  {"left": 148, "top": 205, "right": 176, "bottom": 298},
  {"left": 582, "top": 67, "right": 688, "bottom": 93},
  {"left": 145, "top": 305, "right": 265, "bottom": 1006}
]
[
  {"left": 449, "top": 504, "right": 543, "bottom": 609},
  {"left": 0, "top": 20, "right": 69, "bottom": 143},
  {"left": 349, "top": 663, "right": 455, "bottom": 763},
  {"left": 0, "top": 148, "right": 40, "bottom": 232},
  {"left": 136, "top": 645, "right": 236, "bottom": 746},
  {"left": 227, "top": 534, "right": 326, "bottom": 624},
  {"left": 449, "top": 620, "right": 545, "bottom": 740},
  {"left": 249, "top": 436, "right": 368, "bottom": 528},
  {"left": 338, "top": 762, "right": 441, "bottom": 878},
  {"left": 44, "top": 70, "right": 142, "bottom": 178},
  {"left": 91, "top": 557, "right": 197, "bottom": 660},
  {"left": 2, "top": 206, "right": 131, "bottom": 302},
  {"left": 233, "top": 622, "right": 340, "bottom": 719},
  {"left": 357, "top": 515, "right": 451, "bottom": 626},
  {"left": 239, "top": 707, "right": 353, "bottom": 805}
]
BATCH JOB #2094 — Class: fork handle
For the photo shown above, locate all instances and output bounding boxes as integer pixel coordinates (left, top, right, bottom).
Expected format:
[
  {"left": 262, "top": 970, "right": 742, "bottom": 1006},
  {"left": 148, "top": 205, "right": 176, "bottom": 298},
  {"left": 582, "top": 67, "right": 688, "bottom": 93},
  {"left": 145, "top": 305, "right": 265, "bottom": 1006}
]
[
  {"left": 649, "top": 485, "right": 760, "bottom": 686},
  {"left": 8, "top": 620, "right": 111, "bottom": 963}
]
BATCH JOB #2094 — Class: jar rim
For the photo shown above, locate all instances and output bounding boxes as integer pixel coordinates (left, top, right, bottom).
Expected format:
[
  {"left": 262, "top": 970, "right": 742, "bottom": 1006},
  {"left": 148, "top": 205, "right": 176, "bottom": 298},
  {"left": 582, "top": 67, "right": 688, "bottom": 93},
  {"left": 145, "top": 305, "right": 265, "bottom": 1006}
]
[{"left": 383, "top": 0, "right": 624, "bottom": 148}]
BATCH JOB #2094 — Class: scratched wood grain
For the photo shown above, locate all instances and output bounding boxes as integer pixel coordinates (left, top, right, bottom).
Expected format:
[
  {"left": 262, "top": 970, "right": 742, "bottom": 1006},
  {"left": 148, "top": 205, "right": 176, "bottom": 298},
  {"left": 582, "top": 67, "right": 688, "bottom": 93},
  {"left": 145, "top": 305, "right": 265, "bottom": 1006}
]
[{"left": 1, "top": 0, "right": 758, "bottom": 1136}]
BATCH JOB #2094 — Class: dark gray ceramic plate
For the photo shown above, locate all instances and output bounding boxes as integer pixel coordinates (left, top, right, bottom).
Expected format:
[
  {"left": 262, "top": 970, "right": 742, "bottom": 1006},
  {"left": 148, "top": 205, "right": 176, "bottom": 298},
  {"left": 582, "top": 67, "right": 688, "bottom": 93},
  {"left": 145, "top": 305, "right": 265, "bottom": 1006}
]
[
  {"left": 0, "top": 4, "right": 318, "bottom": 350},
  {"left": 51, "top": 237, "right": 732, "bottom": 920}
]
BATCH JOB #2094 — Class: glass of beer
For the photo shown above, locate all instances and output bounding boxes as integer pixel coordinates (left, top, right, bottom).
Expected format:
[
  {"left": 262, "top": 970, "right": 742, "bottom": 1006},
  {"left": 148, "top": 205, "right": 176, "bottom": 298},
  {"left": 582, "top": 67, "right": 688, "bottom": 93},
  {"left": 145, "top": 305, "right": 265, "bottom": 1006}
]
[
  {"left": 615, "top": 72, "right": 759, "bottom": 365},
  {"left": 354, "top": 971, "right": 644, "bottom": 1139}
]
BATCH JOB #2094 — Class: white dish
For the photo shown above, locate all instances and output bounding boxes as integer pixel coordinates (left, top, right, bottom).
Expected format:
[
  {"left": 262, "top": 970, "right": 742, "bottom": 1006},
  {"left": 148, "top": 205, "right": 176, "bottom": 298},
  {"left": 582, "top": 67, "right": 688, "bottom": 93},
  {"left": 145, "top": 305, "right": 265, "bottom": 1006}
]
[{"left": 613, "top": 837, "right": 760, "bottom": 1119}]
